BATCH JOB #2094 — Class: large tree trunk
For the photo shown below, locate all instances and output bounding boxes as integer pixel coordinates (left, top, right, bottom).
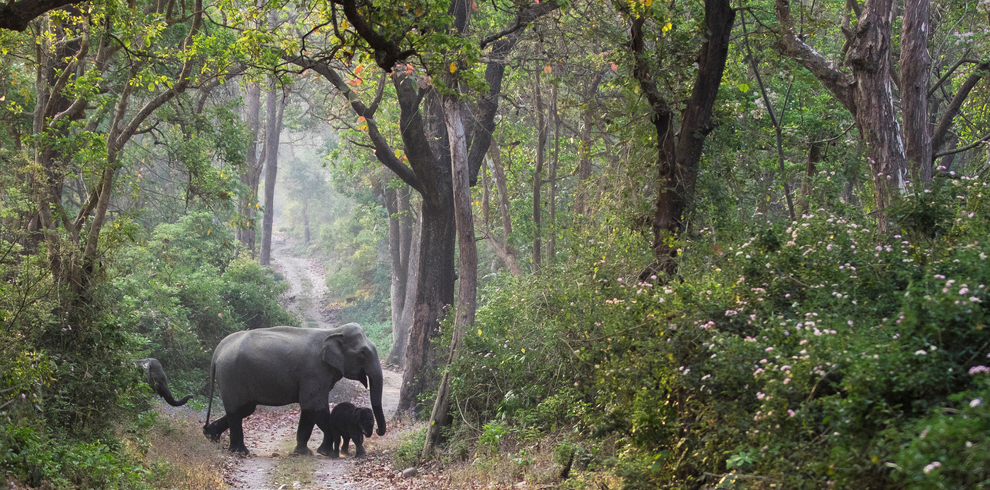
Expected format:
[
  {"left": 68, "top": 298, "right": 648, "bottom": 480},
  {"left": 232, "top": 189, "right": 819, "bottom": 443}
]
[
  {"left": 398, "top": 193, "right": 455, "bottom": 412},
  {"left": 633, "top": 0, "right": 735, "bottom": 279},
  {"left": 290, "top": 0, "right": 559, "bottom": 414},
  {"left": 260, "top": 81, "right": 286, "bottom": 266},
  {"left": 847, "top": 0, "right": 906, "bottom": 230},
  {"left": 775, "top": 0, "right": 906, "bottom": 232},
  {"left": 423, "top": 93, "right": 478, "bottom": 456}
]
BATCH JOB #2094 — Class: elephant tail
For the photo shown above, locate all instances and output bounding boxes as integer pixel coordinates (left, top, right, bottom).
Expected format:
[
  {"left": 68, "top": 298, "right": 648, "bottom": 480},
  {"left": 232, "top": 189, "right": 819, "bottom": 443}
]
[{"left": 204, "top": 358, "right": 216, "bottom": 429}]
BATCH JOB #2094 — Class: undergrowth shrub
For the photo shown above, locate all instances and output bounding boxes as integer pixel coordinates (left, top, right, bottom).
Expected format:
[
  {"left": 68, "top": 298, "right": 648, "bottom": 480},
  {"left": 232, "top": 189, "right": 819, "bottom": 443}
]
[
  {"left": 447, "top": 178, "right": 990, "bottom": 489},
  {"left": 112, "top": 212, "right": 297, "bottom": 386}
]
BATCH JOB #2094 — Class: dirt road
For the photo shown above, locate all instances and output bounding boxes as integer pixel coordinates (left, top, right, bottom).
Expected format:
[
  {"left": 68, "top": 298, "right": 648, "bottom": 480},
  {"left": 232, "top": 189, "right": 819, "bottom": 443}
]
[{"left": 220, "top": 238, "right": 405, "bottom": 490}]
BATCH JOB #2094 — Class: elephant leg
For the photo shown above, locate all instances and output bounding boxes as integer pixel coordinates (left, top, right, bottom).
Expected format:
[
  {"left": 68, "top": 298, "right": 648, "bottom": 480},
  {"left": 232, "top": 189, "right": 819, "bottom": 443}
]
[
  {"left": 352, "top": 432, "right": 366, "bottom": 457},
  {"left": 312, "top": 409, "right": 337, "bottom": 458},
  {"left": 227, "top": 404, "right": 257, "bottom": 455},
  {"left": 341, "top": 434, "right": 351, "bottom": 456},
  {"left": 294, "top": 411, "right": 317, "bottom": 455},
  {"left": 204, "top": 416, "right": 230, "bottom": 442}
]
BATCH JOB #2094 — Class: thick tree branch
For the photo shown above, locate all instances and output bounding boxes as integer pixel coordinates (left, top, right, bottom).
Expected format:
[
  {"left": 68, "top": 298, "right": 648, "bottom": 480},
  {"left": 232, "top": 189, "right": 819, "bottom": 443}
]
[
  {"left": 774, "top": 0, "right": 856, "bottom": 114},
  {"left": 287, "top": 54, "right": 422, "bottom": 191},
  {"left": 0, "top": 0, "right": 84, "bottom": 31},
  {"left": 478, "top": 0, "right": 560, "bottom": 49},
  {"left": 932, "top": 62, "right": 990, "bottom": 154}
]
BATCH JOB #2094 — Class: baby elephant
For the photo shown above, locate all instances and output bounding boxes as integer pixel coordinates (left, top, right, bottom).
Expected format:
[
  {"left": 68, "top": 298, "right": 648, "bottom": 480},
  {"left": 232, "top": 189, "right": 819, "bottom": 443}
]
[{"left": 328, "top": 402, "right": 375, "bottom": 458}]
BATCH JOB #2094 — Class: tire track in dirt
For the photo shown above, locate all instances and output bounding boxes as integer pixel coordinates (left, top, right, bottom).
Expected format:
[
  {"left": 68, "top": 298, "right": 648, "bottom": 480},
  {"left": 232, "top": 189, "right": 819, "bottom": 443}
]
[{"left": 220, "top": 238, "right": 402, "bottom": 490}]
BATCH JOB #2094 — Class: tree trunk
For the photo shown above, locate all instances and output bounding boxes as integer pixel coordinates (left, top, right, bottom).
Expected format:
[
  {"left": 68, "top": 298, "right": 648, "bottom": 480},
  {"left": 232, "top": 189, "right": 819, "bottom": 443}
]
[
  {"left": 390, "top": 202, "right": 420, "bottom": 367},
  {"left": 548, "top": 83, "right": 558, "bottom": 265},
  {"left": 487, "top": 139, "right": 523, "bottom": 275},
  {"left": 798, "top": 140, "right": 825, "bottom": 214},
  {"left": 260, "top": 81, "right": 285, "bottom": 266},
  {"left": 532, "top": 70, "right": 546, "bottom": 275},
  {"left": 423, "top": 93, "right": 477, "bottom": 456},
  {"left": 385, "top": 185, "right": 409, "bottom": 365},
  {"left": 900, "top": 0, "right": 932, "bottom": 183},
  {"left": 288, "top": 0, "right": 559, "bottom": 413},
  {"left": 398, "top": 193, "right": 456, "bottom": 412},
  {"left": 632, "top": 0, "right": 735, "bottom": 279},
  {"left": 775, "top": 0, "right": 908, "bottom": 232},
  {"left": 238, "top": 82, "right": 263, "bottom": 256}
]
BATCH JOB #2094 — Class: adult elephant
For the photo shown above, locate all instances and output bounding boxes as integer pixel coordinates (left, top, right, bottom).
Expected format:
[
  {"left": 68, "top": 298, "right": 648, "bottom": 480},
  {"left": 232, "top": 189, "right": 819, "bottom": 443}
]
[
  {"left": 134, "top": 358, "right": 193, "bottom": 406},
  {"left": 202, "top": 324, "right": 387, "bottom": 455}
]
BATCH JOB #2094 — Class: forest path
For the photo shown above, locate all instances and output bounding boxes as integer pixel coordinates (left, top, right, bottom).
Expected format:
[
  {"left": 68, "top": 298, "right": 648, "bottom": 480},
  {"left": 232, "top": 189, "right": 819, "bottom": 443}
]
[{"left": 221, "top": 237, "right": 404, "bottom": 489}]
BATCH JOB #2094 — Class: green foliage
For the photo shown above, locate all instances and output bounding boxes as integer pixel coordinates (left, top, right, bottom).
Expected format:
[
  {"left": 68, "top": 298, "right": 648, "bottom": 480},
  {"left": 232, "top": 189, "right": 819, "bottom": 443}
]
[
  {"left": 113, "top": 212, "right": 297, "bottom": 379},
  {"left": 393, "top": 426, "right": 428, "bottom": 469},
  {"left": 445, "top": 176, "right": 990, "bottom": 488},
  {"left": 887, "top": 376, "right": 990, "bottom": 489},
  {"left": 0, "top": 423, "right": 152, "bottom": 490}
]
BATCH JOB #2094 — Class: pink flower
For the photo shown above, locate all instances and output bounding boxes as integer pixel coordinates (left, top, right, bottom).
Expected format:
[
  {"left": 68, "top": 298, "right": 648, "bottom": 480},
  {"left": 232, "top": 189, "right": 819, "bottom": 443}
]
[
  {"left": 787, "top": 409, "right": 795, "bottom": 417},
  {"left": 969, "top": 365, "right": 990, "bottom": 375}
]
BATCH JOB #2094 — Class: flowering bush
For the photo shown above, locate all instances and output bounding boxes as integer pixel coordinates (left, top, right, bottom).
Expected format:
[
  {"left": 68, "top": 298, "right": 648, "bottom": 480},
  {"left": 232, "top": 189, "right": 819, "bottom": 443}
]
[{"left": 448, "top": 178, "right": 990, "bottom": 488}]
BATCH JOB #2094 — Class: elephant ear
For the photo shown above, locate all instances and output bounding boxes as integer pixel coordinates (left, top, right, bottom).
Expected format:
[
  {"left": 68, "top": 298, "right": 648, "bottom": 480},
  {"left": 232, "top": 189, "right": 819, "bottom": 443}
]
[
  {"left": 321, "top": 332, "right": 369, "bottom": 387},
  {"left": 321, "top": 333, "right": 348, "bottom": 375}
]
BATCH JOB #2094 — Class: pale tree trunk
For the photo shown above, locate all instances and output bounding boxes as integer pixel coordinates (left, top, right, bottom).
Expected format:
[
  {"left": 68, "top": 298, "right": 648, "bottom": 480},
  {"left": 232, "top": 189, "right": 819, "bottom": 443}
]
[
  {"left": 848, "top": 0, "right": 906, "bottom": 227},
  {"left": 574, "top": 74, "right": 601, "bottom": 218},
  {"left": 548, "top": 83, "right": 558, "bottom": 265},
  {"left": 385, "top": 185, "right": 414, "bottom": 366},
  {"left": 390, "top": 203, "right": 420, "bottom": 367},
  {"left": 776, "top": 0, "right": 906, "bottom": 232},
  {"left": 900, "top": 0, "right": 932, "bottom": 183},
  {"left": 485, "top": 139, "right": 523, "bottom": 275},
  {"left": 532, "top": 70, "right": 546, "bottom": 275},
  {"left": 424, "top": 93, "right": 477, "bottom": 457},
  {"left": 260, "top": 81, "right": 286, "bottom": 266},
  {"left": 798, "top": 141, "right": 825, "bottom": 214},
  {"left": 238, "top": 82, "right": 263, "bottom": 256}
]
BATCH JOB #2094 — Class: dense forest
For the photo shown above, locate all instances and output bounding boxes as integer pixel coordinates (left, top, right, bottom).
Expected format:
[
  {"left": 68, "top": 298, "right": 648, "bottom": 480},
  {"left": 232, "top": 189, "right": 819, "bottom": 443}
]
[{"left": 1, "top": 0, "right": 989, "bottom": 487}]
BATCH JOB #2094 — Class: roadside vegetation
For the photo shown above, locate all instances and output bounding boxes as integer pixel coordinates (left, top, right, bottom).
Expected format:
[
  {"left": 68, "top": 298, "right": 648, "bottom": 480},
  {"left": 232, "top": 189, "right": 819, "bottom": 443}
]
[{"left": 394, "top": 179, "right": 990, "bottom": 489}]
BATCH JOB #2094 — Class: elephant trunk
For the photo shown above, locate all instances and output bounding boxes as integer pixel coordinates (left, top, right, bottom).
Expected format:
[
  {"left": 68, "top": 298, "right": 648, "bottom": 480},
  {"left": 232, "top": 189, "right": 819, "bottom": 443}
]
[
  {"left": 156, "top": 381, "right": 192, "bottom": 406},
  {"left": 368, "top": 371, "right": 387, "bottom": 436}
]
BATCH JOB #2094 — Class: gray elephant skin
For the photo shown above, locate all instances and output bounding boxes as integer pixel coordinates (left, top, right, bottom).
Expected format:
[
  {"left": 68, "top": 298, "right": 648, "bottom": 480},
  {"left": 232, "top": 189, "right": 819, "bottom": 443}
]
[
  {"left": 134, "top": 358, "right": 193, "bottom": 406},
  {"left": 202, "top": 324, "right": 387, "bottom": 455},
  {"left": 328, "top": 402, "right": 374, "bottom": 458}
]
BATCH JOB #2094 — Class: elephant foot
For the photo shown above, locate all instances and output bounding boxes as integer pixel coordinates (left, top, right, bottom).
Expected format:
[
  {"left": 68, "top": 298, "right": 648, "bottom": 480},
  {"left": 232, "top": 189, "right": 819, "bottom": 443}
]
[
  {"left": 316, "top": 445, "right": 334, "bottom": 457},
  {"left": 355, "top": 449, "right": 366, "bottom": 458},
  {"left": 293, "top": 446, "right": 313, "bottom": 456},
  {"left": 229, "top": 445, "right": 250, "bottom": 457}
]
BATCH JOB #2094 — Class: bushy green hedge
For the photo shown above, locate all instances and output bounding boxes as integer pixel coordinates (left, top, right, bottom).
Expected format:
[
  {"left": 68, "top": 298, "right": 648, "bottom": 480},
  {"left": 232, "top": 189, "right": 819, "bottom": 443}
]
[
  {"left": 113, "top": 212, "right": 298, "bottom": 385},
  {"left": 449, "top": 178, "right": 990, "bottom": 489}
]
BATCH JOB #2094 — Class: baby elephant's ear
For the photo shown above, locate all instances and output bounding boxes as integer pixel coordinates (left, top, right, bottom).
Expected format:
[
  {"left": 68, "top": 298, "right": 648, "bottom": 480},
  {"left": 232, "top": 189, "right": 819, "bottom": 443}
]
[{"left": 361, "top": 408, "right": 375, "bottom": 437}]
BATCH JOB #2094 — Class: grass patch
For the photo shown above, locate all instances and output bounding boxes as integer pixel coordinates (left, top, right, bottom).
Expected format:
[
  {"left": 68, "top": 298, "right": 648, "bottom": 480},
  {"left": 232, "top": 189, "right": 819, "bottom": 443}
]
[{"left": 139, "top": 405, "right": 227, "bottom": 490}]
